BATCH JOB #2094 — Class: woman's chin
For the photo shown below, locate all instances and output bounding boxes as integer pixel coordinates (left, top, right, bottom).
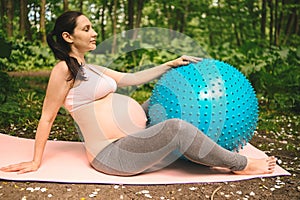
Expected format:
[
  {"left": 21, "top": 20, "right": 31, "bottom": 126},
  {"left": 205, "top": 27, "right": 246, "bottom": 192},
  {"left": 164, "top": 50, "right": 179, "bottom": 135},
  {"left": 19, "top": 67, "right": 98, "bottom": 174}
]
[{"left": 89, "top": 44, "right": 97, "bottom": 51}]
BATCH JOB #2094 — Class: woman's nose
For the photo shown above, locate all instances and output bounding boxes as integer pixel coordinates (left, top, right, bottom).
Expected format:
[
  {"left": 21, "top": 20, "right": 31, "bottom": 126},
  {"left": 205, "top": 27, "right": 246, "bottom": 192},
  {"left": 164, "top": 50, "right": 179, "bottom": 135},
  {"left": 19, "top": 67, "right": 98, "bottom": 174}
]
[{"left": 92, "top": 28, "right": 98, "bottom": 37}]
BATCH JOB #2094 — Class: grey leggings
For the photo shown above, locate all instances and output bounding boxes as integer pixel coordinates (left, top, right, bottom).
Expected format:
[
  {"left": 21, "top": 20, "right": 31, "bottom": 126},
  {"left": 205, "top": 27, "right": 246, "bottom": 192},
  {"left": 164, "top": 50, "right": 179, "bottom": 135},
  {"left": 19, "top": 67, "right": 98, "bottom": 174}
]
[{"left": 91, "top": 103, "right": 247, "bottom": 176}]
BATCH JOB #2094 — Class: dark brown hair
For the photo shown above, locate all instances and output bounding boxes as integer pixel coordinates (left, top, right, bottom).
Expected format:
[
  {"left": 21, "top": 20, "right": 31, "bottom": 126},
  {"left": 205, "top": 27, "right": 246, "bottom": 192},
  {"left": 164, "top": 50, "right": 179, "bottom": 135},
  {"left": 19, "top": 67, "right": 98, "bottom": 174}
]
[{"left": 46, "top": 11, "right": 85, "bottom": 81}]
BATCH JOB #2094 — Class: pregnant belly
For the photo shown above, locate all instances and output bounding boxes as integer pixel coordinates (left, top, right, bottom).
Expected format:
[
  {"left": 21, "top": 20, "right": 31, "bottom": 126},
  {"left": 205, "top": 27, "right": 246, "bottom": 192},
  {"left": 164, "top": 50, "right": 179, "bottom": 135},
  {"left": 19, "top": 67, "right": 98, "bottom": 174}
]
[
  {"left": 93, "top": 93, "right": 147, "bottom": 138},
  {"left": 72, "top": 93, "right": 147, "bottom": 161},
  {"left": 73, "top": 93, "right": 147, "bottom": 140}
]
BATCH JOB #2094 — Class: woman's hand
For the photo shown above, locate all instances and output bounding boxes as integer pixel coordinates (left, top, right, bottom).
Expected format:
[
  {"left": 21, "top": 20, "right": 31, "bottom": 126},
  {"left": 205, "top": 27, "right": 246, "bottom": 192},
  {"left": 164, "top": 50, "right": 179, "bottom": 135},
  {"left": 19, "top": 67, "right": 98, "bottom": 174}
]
[
  {"left": 165, "top": 55, "right": 202, "bottom": 68},
  {"left": 0, "top": 161, "right": 40, "bottom": 174}
]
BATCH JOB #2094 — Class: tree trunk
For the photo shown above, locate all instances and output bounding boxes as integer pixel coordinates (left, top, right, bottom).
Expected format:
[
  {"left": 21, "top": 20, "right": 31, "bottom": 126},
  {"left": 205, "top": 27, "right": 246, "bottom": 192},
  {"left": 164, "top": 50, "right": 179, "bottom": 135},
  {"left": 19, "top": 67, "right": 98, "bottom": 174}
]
[
  {"left": 40, "top": 0, "right": 47, "bottom": 44},
  {"left": 274, "top": 0, "right": 279, "bottom": 45},
  {"left": 282, "top": 1, "right": 297, "bottom": 45},
  {"left": 0, "top": 0, "right": 5, "bottom": 26},
  {"left": 127, "top": 0, "right": 134, "bottom": 30},
  {"left": 125, "top": 0, "right": 134, "bottom": 39},
  {"left": 261, "top": 0, "right": 267, "bottom": 40},
  {"left": 19, "top": 0, "right": 32, "bottom": 40},
  {"left": 163, "top": 3, "right": 172, "bottom": 30},
  {"left": 19, "top": 0, "right": 26, "bottom": 37},
  {"left": 132, "top": 0, "right": 144, "bottom": 39},
  {"left": 234, "top": 23, "right": 241, "bottom": 46},
  {"left": 135, "top": 0, "right": 145, "bottom": 29},
  {"left": 275, "top": 0, "right": 285, "bottom": 46},
  {"left": 179, "top": 1, "right": 187, "bottom": 33},
  {"left": 78, "top": 0, "right": 83, "bottom": 12},
  {"left": 111, "top": 0, "right": 118, "bottom": 54},
  {"left": 100, "top": 1, "right": 107, "bottom": 41},
  {"left": 173, "top": 6, "right": 179, "bottom": 31},
  {"left": 268, "top": 0, "right": 274, "bottom": 46},
  {"left": 244, "top": 0, "right": 256, "bottom": 36},
  {"left": 6, "top": 0, "right": 14, "bottom": 38},
  {"left": 206, "top": 9, "right": 214, "bottom": 46},
  {"left": 63, "top": 0, "right": 69, "bottom": 11},
  {"left": 295, "top": 13, "right": 299, "bottom": 35}
]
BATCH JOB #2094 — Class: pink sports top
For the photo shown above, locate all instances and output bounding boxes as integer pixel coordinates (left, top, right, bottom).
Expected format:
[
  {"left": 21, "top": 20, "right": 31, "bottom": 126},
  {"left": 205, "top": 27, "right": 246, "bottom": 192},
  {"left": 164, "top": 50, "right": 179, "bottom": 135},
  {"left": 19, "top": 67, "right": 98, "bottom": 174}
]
[{"left": 64, "top": 64, "right": 117, "bottom": 112}]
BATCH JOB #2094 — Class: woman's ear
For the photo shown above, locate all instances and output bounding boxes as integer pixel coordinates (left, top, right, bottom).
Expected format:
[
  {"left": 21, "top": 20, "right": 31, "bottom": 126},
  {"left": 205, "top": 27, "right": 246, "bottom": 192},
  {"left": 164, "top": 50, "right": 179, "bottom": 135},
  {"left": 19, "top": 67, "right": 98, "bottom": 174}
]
[{"left": 62, "top": 32, "right": 73, "bottom": 44}]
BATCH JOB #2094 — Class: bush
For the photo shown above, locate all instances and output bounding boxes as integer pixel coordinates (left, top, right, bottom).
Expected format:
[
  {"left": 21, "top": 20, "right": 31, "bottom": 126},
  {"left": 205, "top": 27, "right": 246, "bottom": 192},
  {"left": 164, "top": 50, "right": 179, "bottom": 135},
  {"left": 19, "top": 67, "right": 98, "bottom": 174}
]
[
  {"left": 0, "top": 38, "right": 56, "bottom": 71},
  {"left": 209, "top": 42, "right": 300, "bottom": 113},
  {"left": 0, "top": 77, "right": 44, "bottom": 133},
  {"left": 0, "top": 71, "right": 12, "bottom": 103}
]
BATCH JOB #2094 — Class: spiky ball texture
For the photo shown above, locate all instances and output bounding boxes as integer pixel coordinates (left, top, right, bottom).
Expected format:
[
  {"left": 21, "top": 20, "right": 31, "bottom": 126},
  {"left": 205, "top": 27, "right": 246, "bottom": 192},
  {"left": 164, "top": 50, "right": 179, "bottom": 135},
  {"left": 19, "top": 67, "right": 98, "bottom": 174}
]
[{"left": 148, "top": 59, "right": 259, "bottom": 151}]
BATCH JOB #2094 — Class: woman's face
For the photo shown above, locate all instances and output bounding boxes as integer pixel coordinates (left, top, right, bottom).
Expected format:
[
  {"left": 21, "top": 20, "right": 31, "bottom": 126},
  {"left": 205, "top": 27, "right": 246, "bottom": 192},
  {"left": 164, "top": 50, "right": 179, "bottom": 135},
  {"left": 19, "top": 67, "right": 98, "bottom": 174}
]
[{"left": 70, "top": 15, "right": 98, "bottom": 53}]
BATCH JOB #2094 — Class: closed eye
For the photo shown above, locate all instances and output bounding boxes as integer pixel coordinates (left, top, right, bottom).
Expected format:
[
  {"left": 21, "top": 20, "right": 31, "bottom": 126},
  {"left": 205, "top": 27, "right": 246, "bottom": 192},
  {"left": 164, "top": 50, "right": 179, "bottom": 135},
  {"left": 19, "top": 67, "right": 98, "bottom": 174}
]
[{"left": 83, "top": 25, "right": 91, "bottom": 32}]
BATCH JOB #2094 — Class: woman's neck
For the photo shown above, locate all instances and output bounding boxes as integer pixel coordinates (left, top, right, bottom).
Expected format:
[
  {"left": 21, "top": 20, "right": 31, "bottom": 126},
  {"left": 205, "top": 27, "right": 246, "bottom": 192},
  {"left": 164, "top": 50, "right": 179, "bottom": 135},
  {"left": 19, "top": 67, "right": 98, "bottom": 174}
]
[{"left": 69, "top": 53, "right": 85, "bottom": 65}]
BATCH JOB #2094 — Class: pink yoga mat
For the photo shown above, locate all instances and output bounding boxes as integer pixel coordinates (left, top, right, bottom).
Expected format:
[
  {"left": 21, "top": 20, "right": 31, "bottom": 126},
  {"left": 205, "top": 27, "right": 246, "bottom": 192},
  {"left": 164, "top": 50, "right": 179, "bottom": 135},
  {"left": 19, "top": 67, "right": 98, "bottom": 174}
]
[{"left": 0, "top": 133, "right": 290, "bottom": 184}]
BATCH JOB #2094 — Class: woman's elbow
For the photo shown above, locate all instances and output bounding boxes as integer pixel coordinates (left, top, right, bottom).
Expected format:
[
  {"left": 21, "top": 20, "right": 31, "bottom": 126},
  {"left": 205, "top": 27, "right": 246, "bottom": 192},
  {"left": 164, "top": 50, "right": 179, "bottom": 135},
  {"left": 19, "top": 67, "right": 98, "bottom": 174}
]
[{"left": 116, "top": 73, "right": 138, "bottom": 87}]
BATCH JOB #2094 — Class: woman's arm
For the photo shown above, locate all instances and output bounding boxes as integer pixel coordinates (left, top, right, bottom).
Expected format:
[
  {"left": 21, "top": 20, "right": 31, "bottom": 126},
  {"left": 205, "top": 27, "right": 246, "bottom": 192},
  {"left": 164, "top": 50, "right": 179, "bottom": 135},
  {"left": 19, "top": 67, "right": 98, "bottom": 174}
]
[
  {"left": 0, "top": 61, "right": 71, "bottom": 174},
  {"left": 97, "top": 55, "right": 202, "bottom": 87}
]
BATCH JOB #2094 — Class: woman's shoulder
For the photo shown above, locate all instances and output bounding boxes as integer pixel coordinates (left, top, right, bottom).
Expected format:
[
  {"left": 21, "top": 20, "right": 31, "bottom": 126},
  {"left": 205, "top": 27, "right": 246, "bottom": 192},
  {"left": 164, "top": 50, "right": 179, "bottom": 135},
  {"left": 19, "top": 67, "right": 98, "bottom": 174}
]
[
  {"left": 88, "top": 64, "right": 106, "bottom": 72},
  {"left": 51, "top": 61, "right": 70, "bottom": 76},
  {"left": 49, "top": 61, "right": 71, "bottom": 82}
]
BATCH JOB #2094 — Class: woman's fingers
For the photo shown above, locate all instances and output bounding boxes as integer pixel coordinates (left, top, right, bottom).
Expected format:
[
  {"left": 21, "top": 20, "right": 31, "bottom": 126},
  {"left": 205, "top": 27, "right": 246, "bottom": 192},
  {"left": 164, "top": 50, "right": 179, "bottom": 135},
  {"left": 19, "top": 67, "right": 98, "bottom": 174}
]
[
  {"left": 1, "top": 164, "right": 17, "bottom": 172},
  {"left": 181, "top": 55, "right": 202, "bottom": 63},
  {"left": 0, "top": 161, "right": 38, "bottom": 174},
  {"left": 177, "top": 55, "right": 202, "bottom": 66},
  {"left": 1, "top": 164, "right": 24, "bottom": 172},
  {"left": 166, "top": 55, "right": 203, "bottom": 68}
]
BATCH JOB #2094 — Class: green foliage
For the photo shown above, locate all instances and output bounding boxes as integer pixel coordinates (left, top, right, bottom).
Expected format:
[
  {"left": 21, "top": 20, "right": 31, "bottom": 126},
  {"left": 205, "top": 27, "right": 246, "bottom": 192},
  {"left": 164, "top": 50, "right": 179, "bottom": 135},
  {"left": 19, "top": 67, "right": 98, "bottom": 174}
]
[
  {"left": 0, "top": 0, "right": 299, "bottom": 114},
  {"left": 0, "top": 76, "right": 78, "bottom": 140},
  {"left": 0, "top": 36, "right": 12, "bottom": 58},
  {"left": 209, "top": 40, "right": 300, "bottom": 113},
  {"left": 0, "top": 77, "right": 45, "bottom": 135},
  {"left": 0, "top": 71, "right": 13, "bottom": 103},
  {"left": 252, "top": 46, "right": 300, "bottom": 112},
  {"left": 0, "top": 38, "right": 56, "bottom": 71}
]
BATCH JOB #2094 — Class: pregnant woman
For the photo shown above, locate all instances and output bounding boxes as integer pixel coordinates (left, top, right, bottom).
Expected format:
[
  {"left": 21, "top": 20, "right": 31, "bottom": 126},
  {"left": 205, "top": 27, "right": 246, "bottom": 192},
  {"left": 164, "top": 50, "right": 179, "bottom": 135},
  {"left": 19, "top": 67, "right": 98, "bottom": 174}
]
[{"left": 1, "top": 11, "right": 276, "bottom": 176}]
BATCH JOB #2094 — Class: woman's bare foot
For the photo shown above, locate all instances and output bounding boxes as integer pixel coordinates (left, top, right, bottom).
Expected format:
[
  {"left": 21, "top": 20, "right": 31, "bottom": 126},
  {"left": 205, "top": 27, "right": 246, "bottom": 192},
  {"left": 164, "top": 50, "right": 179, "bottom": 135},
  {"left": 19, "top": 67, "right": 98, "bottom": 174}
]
[{"left": 233, "top": 156, "right": 277, "bottom": 175}]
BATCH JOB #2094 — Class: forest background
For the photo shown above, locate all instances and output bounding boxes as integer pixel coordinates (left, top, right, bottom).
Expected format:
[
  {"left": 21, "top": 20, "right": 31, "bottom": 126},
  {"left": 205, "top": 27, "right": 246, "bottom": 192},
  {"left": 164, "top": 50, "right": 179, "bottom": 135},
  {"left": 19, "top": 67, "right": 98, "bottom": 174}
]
[{"left": 0, "top": 0, "right": 299, "bottom": 137}]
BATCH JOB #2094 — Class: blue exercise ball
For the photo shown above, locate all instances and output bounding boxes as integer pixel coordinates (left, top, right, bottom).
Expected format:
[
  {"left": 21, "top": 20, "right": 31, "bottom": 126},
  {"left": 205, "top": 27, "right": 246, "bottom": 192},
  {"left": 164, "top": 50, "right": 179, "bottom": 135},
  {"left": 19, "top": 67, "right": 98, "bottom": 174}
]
[{"left": 148, "top": 58, "right": 259, "bottom": 151}]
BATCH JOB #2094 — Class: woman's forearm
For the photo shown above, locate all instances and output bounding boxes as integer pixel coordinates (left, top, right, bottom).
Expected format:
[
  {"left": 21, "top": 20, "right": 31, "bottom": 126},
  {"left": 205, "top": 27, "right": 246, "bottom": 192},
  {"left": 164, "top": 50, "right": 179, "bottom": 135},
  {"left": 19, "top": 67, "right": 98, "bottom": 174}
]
[
  {"left": 117, "top": 56, "right": 201, "bottom": 87},
  {"left": 117, "top": 63, "right": 171, "bottom": 87},
  {"left": 32, "top": 119, "right": 53, "bottom": 166}
]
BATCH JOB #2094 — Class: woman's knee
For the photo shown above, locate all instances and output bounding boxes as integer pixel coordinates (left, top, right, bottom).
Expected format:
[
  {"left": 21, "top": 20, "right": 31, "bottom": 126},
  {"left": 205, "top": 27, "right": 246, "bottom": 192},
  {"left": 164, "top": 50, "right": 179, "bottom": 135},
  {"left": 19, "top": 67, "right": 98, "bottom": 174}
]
[
  {"left": 164, "top": 118, "right": 199, "bottom": 137},
  {"left": 164, "top": 118, "right": 186, "bottom": 130}
]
